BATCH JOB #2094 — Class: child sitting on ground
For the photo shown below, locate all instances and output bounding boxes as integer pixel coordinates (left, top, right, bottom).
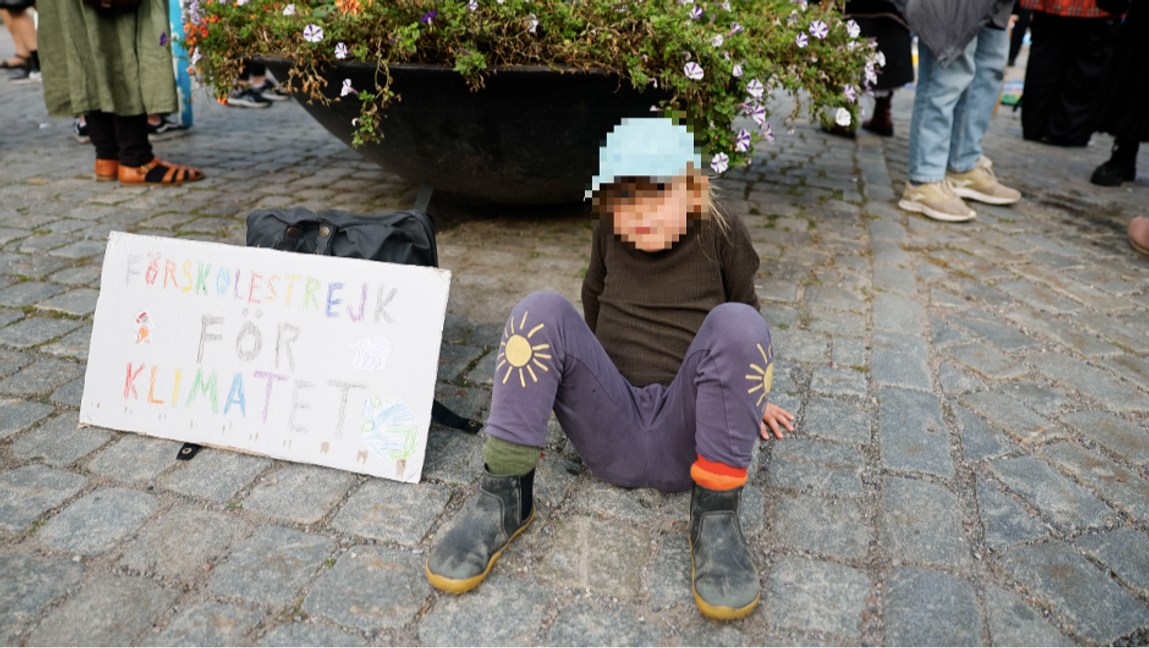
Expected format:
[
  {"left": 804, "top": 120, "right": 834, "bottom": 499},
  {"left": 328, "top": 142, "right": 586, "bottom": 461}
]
[{"left": 425, "top": 116, "right": 794, "bottom": 620}]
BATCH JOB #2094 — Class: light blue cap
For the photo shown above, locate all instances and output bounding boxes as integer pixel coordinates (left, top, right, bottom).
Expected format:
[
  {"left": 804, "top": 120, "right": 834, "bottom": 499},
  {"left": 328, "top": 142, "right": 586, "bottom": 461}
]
[{"left": 586, "top": 117, "right": 703, "bottom": 200}]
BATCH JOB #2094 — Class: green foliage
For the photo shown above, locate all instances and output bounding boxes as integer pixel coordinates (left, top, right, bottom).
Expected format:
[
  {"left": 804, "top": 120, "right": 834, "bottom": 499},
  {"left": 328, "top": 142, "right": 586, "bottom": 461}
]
[{"left": 185, "top": 0, "right": 871, "bottom": 172}]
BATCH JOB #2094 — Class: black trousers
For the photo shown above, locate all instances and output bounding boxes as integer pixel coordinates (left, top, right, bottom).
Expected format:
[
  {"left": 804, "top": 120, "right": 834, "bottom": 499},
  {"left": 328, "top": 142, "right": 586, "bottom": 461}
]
[
  {"left": 1021, "top": 11, "right": 1120, "bottom": 146},
  {"left": 85, "top": 112, "right": 154, "bottom": 167}
]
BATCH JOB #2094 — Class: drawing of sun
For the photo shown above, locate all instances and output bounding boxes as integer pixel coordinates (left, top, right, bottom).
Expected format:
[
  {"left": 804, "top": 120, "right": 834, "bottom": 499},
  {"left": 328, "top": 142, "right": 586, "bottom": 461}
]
[
  {"left": 745, "top": 343, "right": 774, "bottom": 412},
  {"left": 497, "top": 310, "right": 553, "bottom": 387}
]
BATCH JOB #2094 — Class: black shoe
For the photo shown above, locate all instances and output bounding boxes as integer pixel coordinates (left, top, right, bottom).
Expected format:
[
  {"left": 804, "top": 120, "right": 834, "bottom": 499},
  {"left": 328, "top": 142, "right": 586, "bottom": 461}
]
[
  {"left": 690, "top": 483, "right": 760, "bottom": 620},
  {"left": 426, "top": 468, "right": 535, "bottom": 593},
  {"left": 8, "top": 67, "right": 41, "bottom": 85},
  {"left": 1091, "top": 160, "right": 1136, "bottom": 187},
  {"left": 147, "top": 115, "right": 189, "bottom": 142},
  {"left": 72, "top": 118, "right": 90, "bottom": 144},
  {"left": 227, "top": 87, "right": 272, "bottom": 108},
  {"left": 251, "top": 79, "right": 291, "bottom": 102}
]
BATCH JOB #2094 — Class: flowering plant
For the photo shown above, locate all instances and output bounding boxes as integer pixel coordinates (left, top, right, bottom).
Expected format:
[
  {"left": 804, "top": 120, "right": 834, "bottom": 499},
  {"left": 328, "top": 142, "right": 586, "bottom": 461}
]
[{"left": 186, "top": 0, "right": 873, "bottom": 171}]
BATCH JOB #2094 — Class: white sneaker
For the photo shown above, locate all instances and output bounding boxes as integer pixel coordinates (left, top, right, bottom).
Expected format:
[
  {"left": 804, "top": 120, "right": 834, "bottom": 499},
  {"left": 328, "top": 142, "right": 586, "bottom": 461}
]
[
  {"left": 946, "top": 157, "right": 1022, "bottom": 205},
  {"left": 898, "top": 179, "right": 976, "bottom": 222}
]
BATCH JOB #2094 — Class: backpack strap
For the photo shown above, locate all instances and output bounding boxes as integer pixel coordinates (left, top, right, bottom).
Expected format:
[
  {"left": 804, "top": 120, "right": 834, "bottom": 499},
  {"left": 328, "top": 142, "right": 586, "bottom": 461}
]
[{"left": 431, "top": 399, "right": 483, "bottom": 434}]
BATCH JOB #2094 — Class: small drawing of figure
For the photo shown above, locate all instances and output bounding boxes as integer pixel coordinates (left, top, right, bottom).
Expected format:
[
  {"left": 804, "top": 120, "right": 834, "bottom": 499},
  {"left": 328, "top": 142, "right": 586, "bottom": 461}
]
[{"left": 135, "top": 310, "right": 154, "bottom": 344}]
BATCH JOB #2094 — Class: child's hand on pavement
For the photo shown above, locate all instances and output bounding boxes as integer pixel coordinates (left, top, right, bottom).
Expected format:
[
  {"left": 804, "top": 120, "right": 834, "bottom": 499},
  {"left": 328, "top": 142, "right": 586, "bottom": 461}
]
[{"left": 759, "top": 403, "right": 795, "bottom": 440}]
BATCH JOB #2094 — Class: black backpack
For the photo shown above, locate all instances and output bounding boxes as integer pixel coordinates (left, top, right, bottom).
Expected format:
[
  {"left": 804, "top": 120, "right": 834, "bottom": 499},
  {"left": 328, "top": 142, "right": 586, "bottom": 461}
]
[{"left": 245, "top": 206, "right": 482, "bottom": 435}]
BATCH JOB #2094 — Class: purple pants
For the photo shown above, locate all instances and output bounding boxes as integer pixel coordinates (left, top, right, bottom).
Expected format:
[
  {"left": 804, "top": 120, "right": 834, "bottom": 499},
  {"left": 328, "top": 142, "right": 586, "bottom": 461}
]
[{"left": 484, "top": 292, "right": 773, "bottom": 492}]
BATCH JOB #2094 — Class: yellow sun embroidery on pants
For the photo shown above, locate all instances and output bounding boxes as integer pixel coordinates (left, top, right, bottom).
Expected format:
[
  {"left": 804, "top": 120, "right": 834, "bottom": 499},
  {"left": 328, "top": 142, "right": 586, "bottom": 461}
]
[
  {"left": 496, "top": 310, "right": 553, "bottom": 387},
  {"left": 745, "top": 343, "right": 774, "bottom": 412}
]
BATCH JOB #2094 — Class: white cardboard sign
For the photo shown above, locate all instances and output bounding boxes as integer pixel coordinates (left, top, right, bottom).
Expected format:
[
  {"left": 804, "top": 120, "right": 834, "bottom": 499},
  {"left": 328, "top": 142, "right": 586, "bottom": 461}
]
[{"left": 79, "top": 232, "right": 451, "bottom": 483}]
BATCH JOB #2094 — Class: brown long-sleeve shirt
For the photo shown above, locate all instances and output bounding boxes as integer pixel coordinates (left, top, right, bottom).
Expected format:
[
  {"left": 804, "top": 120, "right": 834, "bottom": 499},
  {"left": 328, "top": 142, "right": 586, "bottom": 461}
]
[{"left": 581, "top": 214, "right": 761, "bottom": 388}]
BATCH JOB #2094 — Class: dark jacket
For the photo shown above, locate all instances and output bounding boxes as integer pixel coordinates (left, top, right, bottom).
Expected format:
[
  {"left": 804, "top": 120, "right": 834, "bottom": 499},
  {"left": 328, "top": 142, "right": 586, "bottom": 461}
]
[{"left": 893, "top": 0, "right": 1014, "bottom": 67}]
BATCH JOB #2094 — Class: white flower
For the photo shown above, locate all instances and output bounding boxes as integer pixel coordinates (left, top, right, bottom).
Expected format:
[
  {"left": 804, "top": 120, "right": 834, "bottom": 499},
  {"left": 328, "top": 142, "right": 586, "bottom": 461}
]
[
  {"left": 720, "top": 0, "right": 730, "bottom": 10},
  {"left": 865, "top": 65, "right": 878, "bottom": 85},
  {"left": 730, "top": 22, "right": 743, "bottom": 35},
  {"left": 282, "top": 3, "right": 294, "bottom": 15},
  {"left": 303, "top": 23, "right": 323, "bottom": 43},
  {"left": 762, "top": 123, "right": 775, "bottom": 144},
  {"left": 809, "top": 20, "right": 828, "bottom": 39},
  {"left": 747, "top": 78, "right": 764, "bottom": 98},
  {"left": 875, "top": 51, "right": 886, "bottom": 67},
  {"left": 190, "top": 47, "right": 201, "bottom": 65},
  {"left": 735, "top": 129, "right": 751, "bottom": 152},
  {"left": 527, "top": 13, "right": 538, "bottom": 32},
  {"left": 795, "top": 32, "right": 808, "bottom": 48},
  {"left": 732, "top": 63, "right": 743, "bottom": 77},
  {"left": 684, "top": 62, "right": 704, "bottom": 80},
  {"left": 710, "top": 34, "right": 724, "bottom": 47},
  {"left": 335, "top": 42, "right": 348, "bottom": 59},
  {"left": 236, "top": 0, "right": 248, "bottom": 6},
  {"left": 843, "top": 84, "right": 856, "bottom": 103},
  {"left": 835, "top": 107, "right": 851, "bottom": 127},
  {"left": 749, "top": 103, "right": 766, "bottom": 125},
  {"left": 340, "top": 78, "right": 356, "bottom": 96},
  {"left": 846, "top": 19, "right": 860, "bottom": 39},
  {"left": 689, "top": 6, "right": 703, "bottom": 19},
  {"left": 847, "top": 41, "right": 859, "bottom": 51},
  {"left": 711, "top": 153, "right": 729, "bottom": 174},
  {"left": 467, "top": 0, "right": 477, "bottom": 9}
]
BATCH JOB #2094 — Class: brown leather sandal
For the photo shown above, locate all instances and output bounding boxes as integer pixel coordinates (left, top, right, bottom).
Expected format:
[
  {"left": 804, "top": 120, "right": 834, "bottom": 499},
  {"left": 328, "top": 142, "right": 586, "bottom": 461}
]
[
  {"left": 95, "top": 159, "right": 119, "bottom": 182},
  {"left": 118, "top": 157, "right": 205, "bottom": 185}
]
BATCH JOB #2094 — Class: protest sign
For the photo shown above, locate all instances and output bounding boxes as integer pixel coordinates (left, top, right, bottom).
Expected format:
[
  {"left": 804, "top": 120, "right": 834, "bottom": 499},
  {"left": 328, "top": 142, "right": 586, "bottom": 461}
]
[{"left": 79, "top": 232, "right": 451, "bottom": 483}]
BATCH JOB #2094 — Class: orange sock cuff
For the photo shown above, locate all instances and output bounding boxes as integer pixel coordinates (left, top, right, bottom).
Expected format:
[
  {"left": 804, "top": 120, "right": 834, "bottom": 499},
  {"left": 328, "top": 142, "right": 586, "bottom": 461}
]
[{"left": 690, "top": 454, "right": 748, "bottom": 490}]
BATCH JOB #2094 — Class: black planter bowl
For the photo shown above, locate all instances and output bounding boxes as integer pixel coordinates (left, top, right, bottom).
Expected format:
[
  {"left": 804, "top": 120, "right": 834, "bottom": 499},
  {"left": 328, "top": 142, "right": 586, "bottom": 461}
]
[{"left": 257, "top": 58, "right": 674, "bottom": 205}]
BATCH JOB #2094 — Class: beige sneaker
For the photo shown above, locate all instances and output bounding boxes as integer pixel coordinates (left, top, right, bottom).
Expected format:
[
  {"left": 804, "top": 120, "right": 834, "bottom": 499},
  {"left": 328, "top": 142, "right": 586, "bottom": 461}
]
[
  {"left": 898, "top": 179, "right": 976, "bottom": 222},
  {"left": 946, "top": 157, "right": 1022, "bottom": 205}
]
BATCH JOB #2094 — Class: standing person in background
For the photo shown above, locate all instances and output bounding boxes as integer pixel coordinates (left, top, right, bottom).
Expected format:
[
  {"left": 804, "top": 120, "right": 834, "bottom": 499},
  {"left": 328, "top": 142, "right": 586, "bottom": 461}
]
[
  {"left": 1007, "top": 0, "right": 1032, "bottom": 67},
  {"left": 0, "top": 0, "right": 39, "bottom": 84},
  {"left": 227, "top": 60, "right": 290, "bottom": 108},
  {"left": 38, "top": 0, "right": 204, "bottom": 184},
  {"left": 1019, "top": 0, "right": 1123, "bottom": 147},
  {"left": 844, "top": 1, "right": 914, "bottom": 137},
  {"left": 1089, "top": 1, "right": 1146, "bottom": 192},
  {"left": 894, "top": 0, "right": 1023, "bottom": 222}
]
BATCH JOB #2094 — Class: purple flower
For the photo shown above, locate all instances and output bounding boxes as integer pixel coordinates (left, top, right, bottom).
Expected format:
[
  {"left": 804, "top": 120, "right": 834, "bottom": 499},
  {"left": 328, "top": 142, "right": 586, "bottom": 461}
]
[
  {"left": 711, "top": 153, "right": 729, "bottom": 174},
  {"left": 810, "top": 20, "right": 828, "bottom": 39},
  {"left": 732, "top": 63, "right": 743, "bottom": 77},
  {"left": 160, "top": 33, "right": 169, "bottom": 46},
  {"left": 282, "top": 3, "right": 295, "bottom": 15},
  {"left": 303, "top": 24, "right": 323, "bottom": 43},
  {"left": 684, "top": 62, "right": 704, "bottom": 80},
  {"left": 843, "top": 84, "right": 856, "bottom": 103},
  {"left": 747, "top": 78, "right": 764, "bottom": 98},
  {"left": 847, "top": 41, "right": 859, "bottom": 51},
  {"left": 846, "top": 19, "right": 860, "bottom": 38},
  {"left": 762, "top": 123, "right": 775, "bottom": 144},
  {"left": 527, "top": 13, "right": 538, "bottom": 32},
  {"left": 749, "top": 103, "right": 766, "bottom": 125},
  {"left": 795, "top": 32, "right": 808, "bottom": 48},
  {"left": 689, "top": 6, "right": 703, "bottom": 19},
  {"left": 729, "top": 22, "right": 743, "bottom": 35},
  {"left": 335, "top": 42, "right": 348, "bottom": 59},
  {"left": 719, "top": 0, "right": 730, "bottom": 10},
  {"left": 421, "top": 10, "right": 438, "bottom": 23},
  {"left": 710, "top": 34, "right": 724, "bottom": 47},
  {"left": 735, "top": 129, "right": 751, "bottom": 152},
  {"left": 341, "top": 79, "right": 357, "bottom": 96},
  {"left": 467, "top": 0, "right": 477, "bottom": 9}
]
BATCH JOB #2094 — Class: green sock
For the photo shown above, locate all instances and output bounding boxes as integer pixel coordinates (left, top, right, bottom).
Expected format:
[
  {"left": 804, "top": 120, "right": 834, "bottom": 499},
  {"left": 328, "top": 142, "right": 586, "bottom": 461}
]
[{"left": 483, "top": 436, "right": 541, "bottom": 476}]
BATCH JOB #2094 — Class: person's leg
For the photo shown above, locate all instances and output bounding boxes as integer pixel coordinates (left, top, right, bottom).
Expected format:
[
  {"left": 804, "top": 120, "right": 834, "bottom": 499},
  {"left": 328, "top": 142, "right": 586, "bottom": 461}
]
[
  {"left": 1044, "top": 16, "right": 1119, "bottom": 146},
  {"left": 908, "top": 39, "right": 977, "bottom": 184},
  {"left": 113, "top": 114, "right": 205, "bottom": 184},
  {"left": 0, "top": 8, "right": 36, "bottom": 61},
  {"left": 1009, "top": 4, "right": 1032, "bottom": 66},
  {"left": 654, "top": 302, "right": 772, "bottom": 619},
  {"left": 428, "top": 291, "right": 650, "bottom": 593},
  {"left": 948, "top": 24, "right": 1009, "bottom": 174},
  {"left": 1021, "top": 11, "right": 1069, "bottom": 142},
  {"left": 85, "top": 112, "right": 120, "bottom": 181}
]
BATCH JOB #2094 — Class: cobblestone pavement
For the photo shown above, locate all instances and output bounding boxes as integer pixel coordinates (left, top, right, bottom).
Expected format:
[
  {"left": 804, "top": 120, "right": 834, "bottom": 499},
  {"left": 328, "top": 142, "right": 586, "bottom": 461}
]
[{"left": 4, "top": 30, "right": 1149, "bottom": 645}]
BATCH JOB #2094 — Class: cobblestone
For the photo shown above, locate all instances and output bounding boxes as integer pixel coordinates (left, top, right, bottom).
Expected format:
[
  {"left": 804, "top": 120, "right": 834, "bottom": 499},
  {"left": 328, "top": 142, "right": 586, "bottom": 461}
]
[
  {"left": 769, "top": 439, "right": 865, "bottom": 497},
  {"left": 1040, "top": 442, "right": 1149, "bottom": 522},
  {"left": 878, "top": 477, "right": 971, "bottom": 568},
  {"left": 983, "top": 584, "right": 1072, "bottom": 647},
  {"left": 241, "top": 464, "right": 355, "bottom": 524},
  {"left": 332, "top": 479, "right": 452, "bottom": 546},
  {"left": 773, "top": 495, "right": 870, "bottom": 560},
  {"left": 38, "top": 487, "right": 157, "bottom": 555},
  {"left": 0, "top": 554, "right": 84, "bottom": 643},
  {"left": 119, "top": 507, "right": 245, "bottom": 579},
  {"left": 878, "top": 388, "right": 953, "bottom": 479},
  {"left": 975, "top": 476, "right": 1048, "bottom": 550},
  {"left": 1004, "top": 541, "right": 1149, "bottom": 645},
  {"left": 989, "top": 457, "right": 1113, "bottom": 528},
  {"left": 305, "top": 544, "right": 431, "bottom": 631},
  {"left": 209, "top": 526, "right": 335, "bottom": 606},
  {"left": 143, "top": 602, "right": 263, "bottom": 647},
  {"left": 9, "top": 413, "right": 112, "bottom": 466},
  {"left": 883, "top": 567, "right": 982, "bottom": 647},
  {"left": 28, "top": 576, "right": 178, "bottom": 647},
  {"left": 764, "top": 557, "right": 870, "bottom": 638}
]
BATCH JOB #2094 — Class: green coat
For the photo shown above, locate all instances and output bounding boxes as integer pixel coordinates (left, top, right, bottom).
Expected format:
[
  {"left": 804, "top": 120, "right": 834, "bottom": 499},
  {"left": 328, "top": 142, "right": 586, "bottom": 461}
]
[{"left": 39, "top": 0, "right": 178, "bottom": 117}]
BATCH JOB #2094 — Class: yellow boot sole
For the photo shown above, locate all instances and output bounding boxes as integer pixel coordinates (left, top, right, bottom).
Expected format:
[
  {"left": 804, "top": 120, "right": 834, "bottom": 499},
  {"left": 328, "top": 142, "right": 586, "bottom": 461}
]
[{"left": 425, "top": 506, "right": 535, "bottom": 594}]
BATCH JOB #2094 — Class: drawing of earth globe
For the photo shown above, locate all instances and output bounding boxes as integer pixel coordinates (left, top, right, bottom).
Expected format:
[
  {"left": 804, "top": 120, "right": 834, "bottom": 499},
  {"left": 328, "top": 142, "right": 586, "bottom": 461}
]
[{"left": 361, "top": 397, "right": 416, "bottom": 461}]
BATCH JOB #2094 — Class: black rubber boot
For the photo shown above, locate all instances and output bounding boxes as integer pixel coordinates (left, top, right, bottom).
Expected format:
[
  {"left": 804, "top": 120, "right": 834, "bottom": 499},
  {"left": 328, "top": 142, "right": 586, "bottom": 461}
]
[
  {"left": 689, "top": 483, "right": 760, "bottom": 619},
  {"left": 1091, "top": 140, "right": 1139, "bottom": 187},
  {"left": 426, "top": 467, "right": 534, "bottom": 593}
]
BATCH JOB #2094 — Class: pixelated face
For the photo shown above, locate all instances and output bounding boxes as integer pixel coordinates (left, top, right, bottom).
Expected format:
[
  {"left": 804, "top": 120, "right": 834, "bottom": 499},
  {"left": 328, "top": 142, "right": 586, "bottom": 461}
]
[{"left": 600, "top": 171, "right": 707, "bottom": 252}]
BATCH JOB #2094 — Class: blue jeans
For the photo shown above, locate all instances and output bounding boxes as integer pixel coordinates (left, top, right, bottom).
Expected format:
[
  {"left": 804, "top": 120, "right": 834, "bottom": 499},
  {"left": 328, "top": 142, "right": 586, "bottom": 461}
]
[{"left": 908, "top": 26, "right": 1009, "bottom": 183}]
